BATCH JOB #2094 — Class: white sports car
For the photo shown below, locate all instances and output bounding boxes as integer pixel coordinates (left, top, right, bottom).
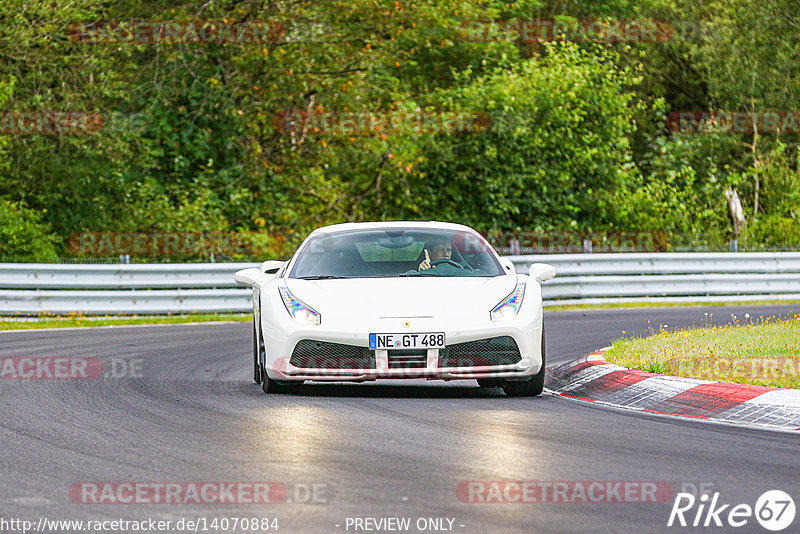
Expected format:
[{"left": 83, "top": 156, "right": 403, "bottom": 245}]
[{"left": 234, "top": 221, "right": 555, "bottom": 395}]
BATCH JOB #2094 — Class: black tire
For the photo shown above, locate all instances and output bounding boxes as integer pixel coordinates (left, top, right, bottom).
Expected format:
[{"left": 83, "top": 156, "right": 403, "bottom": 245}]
[
  {"left": 261, "top": 375, "right": 296, "bottom": 394},
  {"left": 258, "top": 333, "right": 302, "bottom": 394},
  {"left": 252, "top": 322, "right": 262, "bottom": 384},
  {"left": 503, "top": 323, "right": 546, "bottom": 397}
]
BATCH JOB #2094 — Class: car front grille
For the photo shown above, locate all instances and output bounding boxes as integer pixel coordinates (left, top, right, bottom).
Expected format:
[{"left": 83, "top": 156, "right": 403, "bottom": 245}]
[
  {"left": 289, "top": 336, "right": 521, "bottom": 371},
  {"left": 438, "top": 336, "right": 522, "bottom": 367},
  {"left": 290, "top": 340, "right": 375, "bottom": 370},
  {"left": 387, "top": 349, "right": 427, "bottom": 369}
]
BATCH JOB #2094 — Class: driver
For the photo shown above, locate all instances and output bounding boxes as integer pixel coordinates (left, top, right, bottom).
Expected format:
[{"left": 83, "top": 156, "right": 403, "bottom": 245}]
[{"left": 418, "top": 237, "right": 453, "bottom": 270}]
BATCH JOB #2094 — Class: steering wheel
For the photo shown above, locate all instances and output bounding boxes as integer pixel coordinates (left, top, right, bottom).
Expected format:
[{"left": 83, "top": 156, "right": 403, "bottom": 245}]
[{"left": 430, "top": 259, "right": 464, "bottom": 268}]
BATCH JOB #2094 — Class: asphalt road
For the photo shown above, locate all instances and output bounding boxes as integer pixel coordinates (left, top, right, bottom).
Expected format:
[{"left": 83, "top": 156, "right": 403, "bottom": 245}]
[{"left": 1, "top": 305, "right": 799, "bottom": 534}]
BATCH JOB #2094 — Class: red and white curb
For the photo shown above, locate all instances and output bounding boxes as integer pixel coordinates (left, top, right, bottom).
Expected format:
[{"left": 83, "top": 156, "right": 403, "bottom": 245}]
[{"left": 546, "top": 348, "right": 800, "bottom": 432}]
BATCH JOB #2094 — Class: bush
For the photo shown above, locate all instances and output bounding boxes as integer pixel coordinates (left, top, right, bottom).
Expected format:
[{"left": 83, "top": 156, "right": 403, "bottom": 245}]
[
  {"left": 744, "top": 215, "right": 800, "bottom": 246},
  {"left": 611, "top": 170, "right": 730, "bottom": 248},
  {"left": 0, "top": 199, "right": 59, "bottom": 262},
  {"left": 405, "top": 42, "right": 645, "bottom": 231}
]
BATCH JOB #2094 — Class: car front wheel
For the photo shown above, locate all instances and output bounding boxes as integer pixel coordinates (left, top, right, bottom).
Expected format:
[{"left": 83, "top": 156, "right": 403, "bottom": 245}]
[
  {"left": 503, "top": 324, "right": 546, "bottom": 397},
  {"left": 252, "top": 322, "right": 262, "bottom": 384},
  {"left": 258, "top": 331, "right": 302, "bottom": 394}
]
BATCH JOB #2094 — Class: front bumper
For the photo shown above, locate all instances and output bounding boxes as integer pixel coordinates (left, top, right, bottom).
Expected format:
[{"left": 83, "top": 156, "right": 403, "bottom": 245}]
[{"left": 265, "top": 325, "right": 543, "bottom": 382}]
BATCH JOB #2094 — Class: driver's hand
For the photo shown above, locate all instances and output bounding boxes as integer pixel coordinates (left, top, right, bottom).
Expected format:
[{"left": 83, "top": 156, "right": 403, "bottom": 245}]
[{"left": 418, "top": 249, "right": 431, "bottom": 270}]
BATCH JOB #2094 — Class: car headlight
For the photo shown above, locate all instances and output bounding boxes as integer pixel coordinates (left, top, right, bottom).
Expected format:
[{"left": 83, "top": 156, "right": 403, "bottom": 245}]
[
  {"left": 490, "top": 283, "right": 525, "bottom": 321},
  {"left": 279, "top": 287, "right": 321, "bottom": 325}
]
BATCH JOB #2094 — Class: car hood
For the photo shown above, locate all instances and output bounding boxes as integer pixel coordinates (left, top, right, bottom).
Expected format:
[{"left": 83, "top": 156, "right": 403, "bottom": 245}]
[{"left": 284, "top": 275, "right": 520, "bottom": 321}]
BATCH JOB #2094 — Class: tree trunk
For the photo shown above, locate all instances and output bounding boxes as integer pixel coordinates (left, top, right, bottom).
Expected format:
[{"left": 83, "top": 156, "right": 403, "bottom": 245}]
[{"left": 725, "top": 187, "right": 746, "bottom": 238}]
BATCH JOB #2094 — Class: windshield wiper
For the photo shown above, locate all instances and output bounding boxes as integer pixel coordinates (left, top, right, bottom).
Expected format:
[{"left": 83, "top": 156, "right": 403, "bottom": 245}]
[{"left": 297, "top": 275, "right": 345, "bottom": 280}]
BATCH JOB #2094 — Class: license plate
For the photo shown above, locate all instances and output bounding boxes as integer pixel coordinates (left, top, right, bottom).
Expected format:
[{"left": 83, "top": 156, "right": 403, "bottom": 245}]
[{"left": 369, "top": 332, "right": 446, "bottom": 350}]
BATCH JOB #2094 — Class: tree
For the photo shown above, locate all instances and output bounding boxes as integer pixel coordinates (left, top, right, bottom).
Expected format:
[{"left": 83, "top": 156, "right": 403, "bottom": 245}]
[{"left": 392, "top": 43, "right": 645, "bottom": 232}]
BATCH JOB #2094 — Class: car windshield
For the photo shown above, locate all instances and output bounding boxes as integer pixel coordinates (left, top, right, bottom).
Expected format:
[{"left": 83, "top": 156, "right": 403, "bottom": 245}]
[{"left": 289, "top": 227, "right": 504, "bottom": 278}]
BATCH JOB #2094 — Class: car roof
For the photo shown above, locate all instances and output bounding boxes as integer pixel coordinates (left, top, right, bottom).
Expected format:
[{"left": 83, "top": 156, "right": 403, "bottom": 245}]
[{"left": 308, "top": 221, "right": 478, "bottom": 236}]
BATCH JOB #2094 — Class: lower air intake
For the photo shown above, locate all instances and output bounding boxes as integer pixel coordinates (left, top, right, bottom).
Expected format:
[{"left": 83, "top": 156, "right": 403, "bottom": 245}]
[
  {"left": 438, "top": 336, "right": 522, "bottom": 367},
  {"left": 290, "top": 340, "right": 375, "bottom": 370}
]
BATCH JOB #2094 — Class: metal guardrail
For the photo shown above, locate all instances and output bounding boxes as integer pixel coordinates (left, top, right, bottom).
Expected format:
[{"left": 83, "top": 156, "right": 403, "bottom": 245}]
[
  {"left": 0, "top": 263, "right": 258, "bottom": 315},
  {"left": 2, "top": 253, "right": 800, "bottom": 314},
  {"left": 509, "top": 252, "right": 800, "bottom": 275},
  {"left": 510, "top": 253, "right": 800, "bottom": 305},
  {"left": 0, "top": 263, "right": 254, "bottom": 289},
  {"left": 0, "top": 289, "right": 252, "bottom": 315}
]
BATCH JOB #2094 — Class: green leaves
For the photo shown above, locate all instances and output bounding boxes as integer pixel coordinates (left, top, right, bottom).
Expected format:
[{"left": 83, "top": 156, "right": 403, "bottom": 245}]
[
  {"left": 0, "top": 199, "right": 58, "bottom": 261},
  {"left": 0, "top": 0, "right": 797, "bottom": 259},
  {"left": 401, "top": 42, "right": 643, "bottom": 231}
]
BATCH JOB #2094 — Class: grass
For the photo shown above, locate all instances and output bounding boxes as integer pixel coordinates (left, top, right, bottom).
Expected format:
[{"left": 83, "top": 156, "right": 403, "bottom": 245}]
[
  {"left": 0, "top": 312, "right": 251, "bottom": 330},
  {"left": 545, "top": 299, "right": 800, "bottom": 312},
  {"left": 604, "top": 313, "right": 800, "bottom": 389}
]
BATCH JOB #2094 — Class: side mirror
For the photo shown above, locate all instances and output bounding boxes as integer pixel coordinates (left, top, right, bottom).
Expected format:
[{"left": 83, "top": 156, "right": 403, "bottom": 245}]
[
  {"left": 498, "top": 257, "right": 516, "bottom": 274},
  {"left": 234, "top": 268, "right": 264, "bottom": 287},
  {"left": 261, "top": 260, "right": 286, "bottom": 275},
  {"left": 529, "top": 263, "right": 557, "bottom": 282}
]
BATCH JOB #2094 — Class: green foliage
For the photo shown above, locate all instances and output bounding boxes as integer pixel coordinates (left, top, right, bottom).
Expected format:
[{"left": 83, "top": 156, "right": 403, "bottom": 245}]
[
  {"left": 0, "top": 199, "right": 59, "bottom": 261},
  {"left": 119, "top": 184, "right": 229, "bottom": 233},
  {"left": 0, "top": 0, "right": 797, "bottom": 257},
  {"left": 400, "top": 43, "right": 644, "bottom": 231},
  {"left": 630, "top": 0, "right": 800, "bottom": 244},
  {"left": 745, "top": 215, "right": 800, "bottom": 246},
  {"left": 611, "top": 170, "right": 728, "bottom": 247}
]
